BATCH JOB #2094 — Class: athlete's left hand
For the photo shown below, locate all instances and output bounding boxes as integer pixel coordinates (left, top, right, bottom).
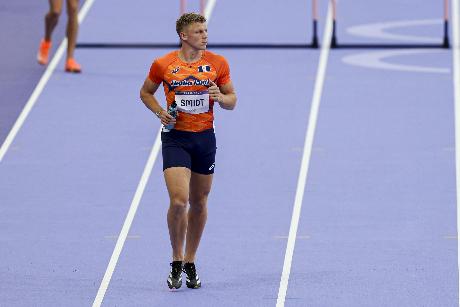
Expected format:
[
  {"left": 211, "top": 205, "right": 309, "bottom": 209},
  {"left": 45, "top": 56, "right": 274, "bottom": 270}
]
[{"left": 208, "top": 80, "right": 223, "bottom": 103}]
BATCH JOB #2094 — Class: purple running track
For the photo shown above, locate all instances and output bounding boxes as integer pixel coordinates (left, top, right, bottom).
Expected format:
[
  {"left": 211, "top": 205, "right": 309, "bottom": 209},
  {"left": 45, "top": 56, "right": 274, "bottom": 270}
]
[{"left": 0, "top": 0, "right": 458, "bottom": 306}]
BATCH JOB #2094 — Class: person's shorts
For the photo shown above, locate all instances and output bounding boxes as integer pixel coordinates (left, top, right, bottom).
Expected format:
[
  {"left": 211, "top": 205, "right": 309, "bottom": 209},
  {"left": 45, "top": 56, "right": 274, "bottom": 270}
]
[{"left": 161, "top": 128, "right": 216, "bottom": 175}]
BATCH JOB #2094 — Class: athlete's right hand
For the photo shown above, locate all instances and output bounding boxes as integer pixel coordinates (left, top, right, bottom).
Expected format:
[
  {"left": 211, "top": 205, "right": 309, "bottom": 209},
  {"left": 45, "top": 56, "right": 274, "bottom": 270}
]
[{"left": 158, "top": 110, "right": 177, "bottom": 126}]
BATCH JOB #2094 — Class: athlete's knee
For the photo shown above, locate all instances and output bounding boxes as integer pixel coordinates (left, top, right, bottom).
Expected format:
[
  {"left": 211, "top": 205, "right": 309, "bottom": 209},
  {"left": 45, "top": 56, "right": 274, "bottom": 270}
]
[
  {"left": 189, "top": 196, "right": 208, "bottom": 213},
  {"left": 169, "top": 196, "right": 188, "bottom": 214},
  {"left": 190, "top": 188, "right": 210, "bottom": 205},
  {"left": 189, "top": 202, "right": 207, "bottom": 216},
  {"left": 67, "top": 1, "right": 78, "bottom": 16}
]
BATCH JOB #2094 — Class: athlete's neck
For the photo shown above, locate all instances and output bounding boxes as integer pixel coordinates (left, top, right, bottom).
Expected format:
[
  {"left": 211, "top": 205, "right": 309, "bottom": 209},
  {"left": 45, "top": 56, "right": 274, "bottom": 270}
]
[{"left": 178, "top": 47, "right": 204, "bottom": 63}]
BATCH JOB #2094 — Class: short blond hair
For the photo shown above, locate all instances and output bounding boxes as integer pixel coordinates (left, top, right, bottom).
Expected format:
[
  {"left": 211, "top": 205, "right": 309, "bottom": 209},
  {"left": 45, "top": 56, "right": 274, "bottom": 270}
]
[{"left": 176, "top": 13, "right": 207, "bottom": 36}]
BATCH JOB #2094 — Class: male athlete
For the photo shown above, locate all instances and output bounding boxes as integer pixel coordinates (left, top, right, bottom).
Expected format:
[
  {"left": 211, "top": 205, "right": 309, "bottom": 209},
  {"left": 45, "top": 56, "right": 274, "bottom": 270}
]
[{"left": 139, "top": 13, "right": 237, "bottom": 289}]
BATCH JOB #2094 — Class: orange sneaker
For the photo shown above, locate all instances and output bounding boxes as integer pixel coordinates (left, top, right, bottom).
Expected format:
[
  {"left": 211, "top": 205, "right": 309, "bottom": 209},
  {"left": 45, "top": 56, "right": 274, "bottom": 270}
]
[
  {"left": 37, "top": 39, "right": 52, "bottom": 65},
  {"left": 65, "top": 58, "right": 82, "bottom": 73}
]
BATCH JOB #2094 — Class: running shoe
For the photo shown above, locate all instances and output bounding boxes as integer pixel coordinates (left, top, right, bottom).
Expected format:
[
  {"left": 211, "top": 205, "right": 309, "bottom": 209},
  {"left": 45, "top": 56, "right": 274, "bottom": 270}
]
[
  {"left": 65, "top": 58, "right": 82, "bottom": 73},
  {"left": 37, "top": 39, "right": 52, "bottom": 65},
  {"left": 183, "top": 262, "right": 201, "bottom": 289},
  {"left": 167, "top": 261, "right": 183, "bottom": 289}
]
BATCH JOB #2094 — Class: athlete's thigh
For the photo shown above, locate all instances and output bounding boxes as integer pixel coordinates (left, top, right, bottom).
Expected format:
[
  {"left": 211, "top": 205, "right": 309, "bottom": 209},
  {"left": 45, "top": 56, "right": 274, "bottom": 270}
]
[
  {"left": 164, "top": 167, "right": 192, "bottom": 202},
  {"left": 49, "top": 0, "right": 63, "bottom": 13},
  {"left": 189, "top": 172, "right": 213, "bottom": 204}
]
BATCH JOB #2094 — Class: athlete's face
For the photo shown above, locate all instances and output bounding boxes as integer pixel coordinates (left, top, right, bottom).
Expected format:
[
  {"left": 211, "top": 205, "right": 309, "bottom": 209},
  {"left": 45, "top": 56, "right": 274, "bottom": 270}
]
[{"left": 182, "top": 22, "right": 208, "bottom": 50}]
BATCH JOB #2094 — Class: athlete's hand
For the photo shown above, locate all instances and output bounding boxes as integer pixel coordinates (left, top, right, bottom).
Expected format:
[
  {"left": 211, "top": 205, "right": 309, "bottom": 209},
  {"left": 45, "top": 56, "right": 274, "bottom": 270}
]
[
  {"left": 208, "top": 80, "right": 223, "bottom": 103},
  {"left": 158, "top": 110, "right": 177, "bottom": 126}
]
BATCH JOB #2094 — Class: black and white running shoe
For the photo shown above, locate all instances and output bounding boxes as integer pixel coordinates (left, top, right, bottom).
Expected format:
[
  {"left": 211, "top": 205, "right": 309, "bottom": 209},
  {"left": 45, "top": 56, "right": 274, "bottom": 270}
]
[
  {"left": 183, "top": 262, "right": 201, "bottom": 289},
  {"left": 167, "top": 261, "right": 183, "bottom": 289}
]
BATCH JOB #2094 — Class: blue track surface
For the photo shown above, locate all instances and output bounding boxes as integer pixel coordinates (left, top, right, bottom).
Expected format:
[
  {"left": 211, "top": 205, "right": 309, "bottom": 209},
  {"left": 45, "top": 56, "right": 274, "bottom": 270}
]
[
  {"left": 0, "top": 1, "right": 83, "bottom": 144},
  {"left": 0, "top": 0, "right": 458, "bottom": 306}
]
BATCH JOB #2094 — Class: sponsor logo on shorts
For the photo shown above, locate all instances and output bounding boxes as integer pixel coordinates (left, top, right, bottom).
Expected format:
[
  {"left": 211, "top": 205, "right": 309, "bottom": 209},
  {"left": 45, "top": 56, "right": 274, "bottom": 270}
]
[{"left": 209, "top": 163, "right": 215, "bottom": 171}]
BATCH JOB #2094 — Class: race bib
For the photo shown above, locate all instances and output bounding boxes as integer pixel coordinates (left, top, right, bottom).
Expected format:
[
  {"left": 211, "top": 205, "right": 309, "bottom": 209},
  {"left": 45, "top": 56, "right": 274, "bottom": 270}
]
[{"left": 175, "top": 91, "right": 210, "bottom": 114}]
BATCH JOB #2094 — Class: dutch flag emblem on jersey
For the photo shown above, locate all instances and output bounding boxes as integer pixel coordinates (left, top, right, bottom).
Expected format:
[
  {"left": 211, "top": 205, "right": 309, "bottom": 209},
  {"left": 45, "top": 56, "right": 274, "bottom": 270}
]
[{"left": 198, "top": 65, "right": 211, "bottom": 72}]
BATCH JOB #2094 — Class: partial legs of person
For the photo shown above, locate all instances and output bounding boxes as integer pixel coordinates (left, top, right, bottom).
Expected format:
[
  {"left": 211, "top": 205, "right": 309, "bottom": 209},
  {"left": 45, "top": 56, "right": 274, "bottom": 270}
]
[
  {"left": 183, "top": 171, "right": 212, "bottom": 289},
  {"left": 64, "top": 0, "right": 81, "bottom": 72},
  {"left": 164, "top": 167, "right": 191, "bottom": 289},
  {"left": 165, "top": 167, "right": 190, "bottom": 262},
  {"left": 37, "top": 0, "right": 81, "bottom": 72},
  {"left": 45, "top": 0, "right": 63, "bottom": 41},
  {"left": 164, "top": 167, "right": 212, "bottom": 289},
  {"left": 37, "top": 0, "right": 63, "bottom": 65},
  {"left": 184, "top": 171, "right": 212, "bottom": 263}
]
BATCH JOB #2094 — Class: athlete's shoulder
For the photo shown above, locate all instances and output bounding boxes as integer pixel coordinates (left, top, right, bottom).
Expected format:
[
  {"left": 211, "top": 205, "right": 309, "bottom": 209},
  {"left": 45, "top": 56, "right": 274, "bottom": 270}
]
[
  {"left": 154, "top": 50, "right": 179, "bottom": 67},
  {"left": 149, "top": 51, "right": 179, "bottom": 83}
]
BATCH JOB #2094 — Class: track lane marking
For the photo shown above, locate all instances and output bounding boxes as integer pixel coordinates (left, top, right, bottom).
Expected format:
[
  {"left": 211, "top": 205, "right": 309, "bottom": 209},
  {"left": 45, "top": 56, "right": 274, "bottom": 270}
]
[
  {"left": 275, "top": 2, "right": 333, "bottom": 306},
  {"left": 451, "top": 0, "right": 460, "bottom": 305}
]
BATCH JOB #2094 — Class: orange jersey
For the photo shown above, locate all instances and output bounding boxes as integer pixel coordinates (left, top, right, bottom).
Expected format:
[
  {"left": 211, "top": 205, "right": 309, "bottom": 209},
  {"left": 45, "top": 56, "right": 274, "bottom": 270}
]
[{"left": 148, "top": 50, "right": 231, "bottom": 132}]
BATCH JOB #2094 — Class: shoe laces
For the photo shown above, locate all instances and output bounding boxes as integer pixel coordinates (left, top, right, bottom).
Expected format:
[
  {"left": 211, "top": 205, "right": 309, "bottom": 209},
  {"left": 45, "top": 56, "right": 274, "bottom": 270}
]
[
  {"left": 183, "top": 263, "right": 197, "bottom": 279},
  {"left": 170, "top": 261, "right": 183, "bottom": 278}
]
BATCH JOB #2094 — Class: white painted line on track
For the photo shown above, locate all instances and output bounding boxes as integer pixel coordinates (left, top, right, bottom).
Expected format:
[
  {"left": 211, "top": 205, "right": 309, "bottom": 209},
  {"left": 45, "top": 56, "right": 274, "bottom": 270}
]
[
  {"left": 91, "top": 2, "right": 217, "bottom": 306},
  {"left": 92, "top": 128, "right": 162, "bottom": 307},
  {"left": 342, "top": 50, "right": 450, "bottom": 74},
  {"left": 0, "top": 0, "right": 97, "bottom": 163},
  {"left": 275, "top": 2, "right": 333, "bottom": 306},
  {"left": 104, "top": 235, "right": 141, "bottom": 240},
  {"left": 347, "top": 19, "right": 443, "bottom": 43},
  {"left": 452, "top": 0, "right": 460, "bottom": 305},
  {"left": 274, "top": 235, "right": 311, "bottom": 240}
]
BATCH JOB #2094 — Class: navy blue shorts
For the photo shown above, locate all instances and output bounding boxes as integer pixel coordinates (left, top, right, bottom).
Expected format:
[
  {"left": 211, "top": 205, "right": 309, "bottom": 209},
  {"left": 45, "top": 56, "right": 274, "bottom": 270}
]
[{"left": 161, "top": 128, "right": 217, "bottom": 175}]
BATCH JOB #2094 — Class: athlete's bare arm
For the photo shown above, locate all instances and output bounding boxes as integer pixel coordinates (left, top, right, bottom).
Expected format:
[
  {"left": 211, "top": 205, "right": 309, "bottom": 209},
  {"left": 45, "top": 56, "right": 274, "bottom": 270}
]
[
  {"left": 140, "top": 77, "right": 175, "bottom": 126},
  {"left": 208, "top": 80, "right": 237, "bottom": 110}
]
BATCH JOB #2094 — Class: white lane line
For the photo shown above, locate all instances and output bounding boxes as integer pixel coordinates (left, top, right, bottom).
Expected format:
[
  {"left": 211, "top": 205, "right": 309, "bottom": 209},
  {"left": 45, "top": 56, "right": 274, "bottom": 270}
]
[
  {"left": 91, "top": 3, "right": 218, "bottom": 306},
  {"left": 452, "top": 0, "right": 460, "bottom": 305},
  {"left": 347, "top": 19, "right": 442, "bottom": 43},
  {"left": 92, "top": 128, "right": 162, "bottom": 307},
  {"left": 0, "top": 0, "right": 97, "bottom": 163},
  {"left": 342, "top": 50, "right": 450, "bottom": 74},
  {"left": 104, "top": 235, "right": 141, "bottom": 240},
  {"left": 275, "top": 2, "right": 333, "bottom": 306},
  {"left": 274, "top": 235, "right": 311, "bottom": 240}
]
